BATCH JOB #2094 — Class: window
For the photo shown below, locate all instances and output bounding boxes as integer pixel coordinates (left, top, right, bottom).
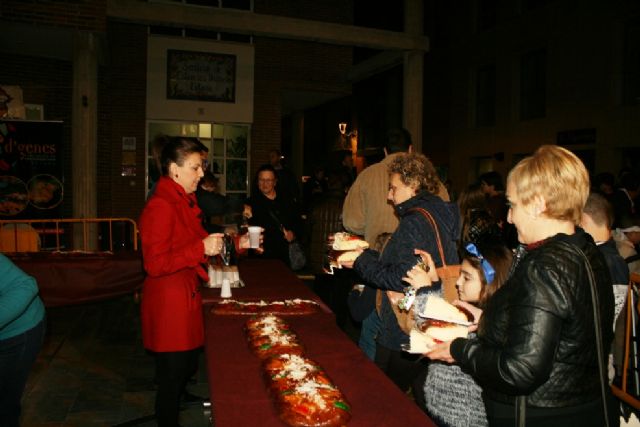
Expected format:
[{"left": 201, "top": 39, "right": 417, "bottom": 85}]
[
  {"left": 622, "top": 21, "right": 640, "bottom": 106},
  {"left": 476, "top": 64, "right": 497, "bottom": 127},
  {"left": 520, "top": 48, "right": 546, "bottom": 120},
  {"left": 147, "top": 121, "right": 251, "bottom": 223}
]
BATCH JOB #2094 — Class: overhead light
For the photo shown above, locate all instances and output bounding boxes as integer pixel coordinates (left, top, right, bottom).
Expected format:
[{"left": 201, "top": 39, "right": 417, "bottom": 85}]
[{"left": 338, "top": 122, "right": 347, "bottom": 135}]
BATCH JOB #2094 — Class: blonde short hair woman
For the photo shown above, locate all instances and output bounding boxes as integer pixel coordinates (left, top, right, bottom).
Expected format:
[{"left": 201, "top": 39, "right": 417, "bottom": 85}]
[{"left": 427, "top": 145, "right": 616, "bottom": 427}]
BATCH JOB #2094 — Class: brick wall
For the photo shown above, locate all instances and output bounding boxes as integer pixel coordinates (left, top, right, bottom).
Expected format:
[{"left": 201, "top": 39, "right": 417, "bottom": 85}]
[
  {"left": 2, "top": 0, "right": 354, "bottom": 220},
  {"left": 102, "top": 21, "right": 147, "bottom": 219}
]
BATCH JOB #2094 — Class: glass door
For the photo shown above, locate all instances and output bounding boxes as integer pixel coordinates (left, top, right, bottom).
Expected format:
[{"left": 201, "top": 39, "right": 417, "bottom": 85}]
[{"left": 146, "top": 120, "right": 251, "bottom": 224}]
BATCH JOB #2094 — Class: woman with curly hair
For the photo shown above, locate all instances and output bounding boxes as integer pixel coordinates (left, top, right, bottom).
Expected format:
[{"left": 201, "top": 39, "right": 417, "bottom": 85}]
[{"left": 342, "top": 152, "right": 460, "bottom": 395}]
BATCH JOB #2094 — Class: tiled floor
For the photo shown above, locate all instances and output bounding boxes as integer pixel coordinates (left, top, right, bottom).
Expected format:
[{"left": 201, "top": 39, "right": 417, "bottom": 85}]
[{"left": 20, "top": 296, "right": 211, "bottom": 427}]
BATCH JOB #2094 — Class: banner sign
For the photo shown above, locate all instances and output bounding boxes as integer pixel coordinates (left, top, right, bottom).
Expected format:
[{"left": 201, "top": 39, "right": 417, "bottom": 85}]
[{"left": 0, "top": 120, "right": 64, "bottom": 218}]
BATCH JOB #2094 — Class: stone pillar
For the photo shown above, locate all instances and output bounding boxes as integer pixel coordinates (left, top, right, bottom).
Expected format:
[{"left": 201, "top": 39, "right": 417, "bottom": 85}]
[
  {"left": 72, "top": 31, "right": 98, "bottom": 250},
  {"left": 403, "top": 0, "right": 424, "bottom": 153}
]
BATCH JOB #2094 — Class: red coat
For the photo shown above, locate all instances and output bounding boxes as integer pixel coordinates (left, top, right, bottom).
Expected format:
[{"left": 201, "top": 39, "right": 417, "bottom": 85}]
[{"left": 139, "top": 177, "right": 209, "bottom": 352}]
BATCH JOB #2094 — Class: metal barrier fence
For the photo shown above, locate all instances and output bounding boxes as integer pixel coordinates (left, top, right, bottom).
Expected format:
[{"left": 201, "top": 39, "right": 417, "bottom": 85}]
[
  {"left": 0, "top": 218, "right": 138, "bottom": 252},
  {"left": 611, "top": 272, "right": 640, "bottom": 410}
]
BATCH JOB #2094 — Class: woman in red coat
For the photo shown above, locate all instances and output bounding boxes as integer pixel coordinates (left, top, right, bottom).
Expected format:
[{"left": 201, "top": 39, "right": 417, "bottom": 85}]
[{"left": 139, "top": 137, "right": 232, "bottom": 427}]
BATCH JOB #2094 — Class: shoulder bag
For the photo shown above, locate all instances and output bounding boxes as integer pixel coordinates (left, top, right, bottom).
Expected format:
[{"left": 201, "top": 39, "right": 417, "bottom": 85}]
[
  {"left": 267, "top": 208, "right": 307, "bottom": 271},
  {"left": 385, "top": 207, "right": 461, "bottom": 335}
]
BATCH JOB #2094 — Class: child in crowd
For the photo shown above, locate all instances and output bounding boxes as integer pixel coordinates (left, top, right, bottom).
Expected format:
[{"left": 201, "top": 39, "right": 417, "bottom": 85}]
[{"left": 403, "top": 241, "right": 512, "bottom": 427}]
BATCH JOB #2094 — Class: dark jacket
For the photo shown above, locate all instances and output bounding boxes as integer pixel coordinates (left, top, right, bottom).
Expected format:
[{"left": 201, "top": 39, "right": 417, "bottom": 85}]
[
  {"left": 354, "top": 191, "right": 460, "bottom": 350},
  {"left": 196, "top": 188, "right": 228, "bottom": 233},
  {"left": 451, "top": 229, "right": 614, "bottom": 410},
  {"left": 246, "top": 191, "right": 303, "bottom": 267}
]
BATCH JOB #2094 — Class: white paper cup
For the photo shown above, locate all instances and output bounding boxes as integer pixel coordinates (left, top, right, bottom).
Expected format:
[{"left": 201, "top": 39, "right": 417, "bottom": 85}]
[
  {"left": 220, "top": 278, "right": 232, "bottom": 298},
  {"left": 248, "top": 226, "right": 261, "bottom": 248}
]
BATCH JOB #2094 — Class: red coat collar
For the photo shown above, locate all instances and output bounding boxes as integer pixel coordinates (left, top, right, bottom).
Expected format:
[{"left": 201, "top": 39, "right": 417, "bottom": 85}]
[
  {"left": 153, "top": 177, "right": 206, "bottom": 236},
  {"left": 154, "top": 176, "right": 198, "bottom": 207}
]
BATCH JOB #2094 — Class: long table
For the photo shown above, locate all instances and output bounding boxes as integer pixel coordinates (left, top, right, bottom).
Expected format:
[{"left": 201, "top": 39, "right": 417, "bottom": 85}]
[
  {"left": 10, "top": 251, "right": 144, "bottom": 307},
  {"left": 203, "top": 258, "right": 436, "bottom": 427},
  {"left": 201, "top": 258, "right": 326, "bottom": 305}
]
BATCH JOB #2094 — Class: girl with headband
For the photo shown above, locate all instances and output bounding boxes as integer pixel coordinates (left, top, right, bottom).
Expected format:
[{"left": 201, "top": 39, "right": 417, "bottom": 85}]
[{"left": 403, "top": 241, "right": 512, "bottom": 427}]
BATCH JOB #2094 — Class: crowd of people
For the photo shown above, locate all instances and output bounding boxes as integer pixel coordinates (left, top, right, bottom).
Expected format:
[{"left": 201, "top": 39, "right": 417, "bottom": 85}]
[
  {"left": 6, "top": 128, "right": 639, "bottom": 427},
  {"left": 115, "top": 133, "right": 640, "bottom": 427},
  {"left": 337, "top": 135, "right": 639, "bottom": 427}
]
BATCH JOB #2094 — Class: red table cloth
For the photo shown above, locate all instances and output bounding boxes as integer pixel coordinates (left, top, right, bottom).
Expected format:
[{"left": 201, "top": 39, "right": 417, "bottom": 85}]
[
  {"left": 201, "top": 258, "right": 328, "bottom": 307},
  {"left": 9, "top": 251, "right": 144, "bottom": 307},
  {"left": 203, "top": 258, "right": 436, "bottom": 427}
]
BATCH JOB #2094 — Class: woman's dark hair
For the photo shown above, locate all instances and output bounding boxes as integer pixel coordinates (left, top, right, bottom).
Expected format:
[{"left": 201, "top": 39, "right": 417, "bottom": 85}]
[
  {"left": 478, "top": 171, "right": 504, "bottom": 191},
  {"left": 199, "top": 171, "right": 219, "bottom": 189},
  {"left": 457, "top": 183, "right": 496, "bottom": 244},
  {"left": 256, "top": 163, "right": 277, "bottom": 178},
  {"left": 160, "top": 137, "right": 205, "bottom": 176},
  {"left": 384, "top": 128, "right": 412, "bottom": 154},
  {"left": 462, "top": 241, "right": 512, "bottom": 308}
]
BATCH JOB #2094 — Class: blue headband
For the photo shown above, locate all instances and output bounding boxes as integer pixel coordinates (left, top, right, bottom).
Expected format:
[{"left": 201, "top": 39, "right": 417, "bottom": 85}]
[{"left": 465, "top": 243, "right": 496, "bottom": 285}]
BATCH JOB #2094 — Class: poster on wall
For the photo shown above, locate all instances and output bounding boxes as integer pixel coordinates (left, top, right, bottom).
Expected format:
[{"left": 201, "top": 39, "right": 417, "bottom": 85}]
[
  {"left": 166, "top": 49, "right": 236, "bottom": 102},
  {"left": 0, "top": 120, "right": 64, "bottom": 218}
]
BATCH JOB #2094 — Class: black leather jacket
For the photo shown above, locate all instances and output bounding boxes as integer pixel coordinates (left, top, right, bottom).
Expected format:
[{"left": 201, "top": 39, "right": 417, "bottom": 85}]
[{"left": 451, "top": 229, "right": 614, "bottom": 408}]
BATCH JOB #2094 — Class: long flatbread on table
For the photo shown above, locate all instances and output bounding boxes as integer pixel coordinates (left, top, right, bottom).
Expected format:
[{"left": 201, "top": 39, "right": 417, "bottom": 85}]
[{"left": 211, "top": 298, "right": 322, "bottom": 315}]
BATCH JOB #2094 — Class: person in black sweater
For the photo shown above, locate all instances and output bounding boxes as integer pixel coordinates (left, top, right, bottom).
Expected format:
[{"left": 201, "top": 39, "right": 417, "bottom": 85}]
[{"left": 244, "top": 164, "right": 303, "bottom": 268}]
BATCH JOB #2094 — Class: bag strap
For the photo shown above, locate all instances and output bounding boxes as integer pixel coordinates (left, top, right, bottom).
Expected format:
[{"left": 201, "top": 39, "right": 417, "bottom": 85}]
[
  {"left": 560, "top": 241, "right": 610, "bottom": 427},
  {"left": 408, "top": 207, "right": 448, "bottom": 268},
  {"left": 267, "top": 209, "right": 285, "bottom": 231},
  {"left": 515, "top": 395, "right": 526, "bottom": 427}
]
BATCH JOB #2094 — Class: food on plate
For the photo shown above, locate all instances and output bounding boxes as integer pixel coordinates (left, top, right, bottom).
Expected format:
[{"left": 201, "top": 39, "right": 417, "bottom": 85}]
[
  {"left": 336, "top": 250, "right": 360, "bottom": 264},
  {"left": 406, "top": 329, "right": 436, "bottom": 353},
  {"left": 245, "top": 315, "right": 304, "bottom": 359},
  {"left": 212, "top": 298, "right": 321, "bottom": 315},
  {"left": 419, "top": 321, "right": 469, "bottom": 343},
  {"left": 402, "top": 295, "right": 472, "bottom": 353},
  {"left": 405, "top": 322, "right": 469, "bottom": 353},
  {"left": 263, "top": 353, "right": 352, "bottom": 427},
  {"left": 331, "top": 232, "right": 369, "bottom": 251},
  {"left": 420, "top": 295, "right": 473, "bottom": 324},
  {"left": 325, "top": 233, "right": 369, "bottom": 274}
]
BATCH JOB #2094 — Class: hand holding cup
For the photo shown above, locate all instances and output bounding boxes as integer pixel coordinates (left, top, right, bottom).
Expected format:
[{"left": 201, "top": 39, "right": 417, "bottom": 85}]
[
  {"left": 203, "top": 233, "right": 225, "bottom": 256},
  {"left": 239, "top": 226, "right": 264, "bottom": 253}
]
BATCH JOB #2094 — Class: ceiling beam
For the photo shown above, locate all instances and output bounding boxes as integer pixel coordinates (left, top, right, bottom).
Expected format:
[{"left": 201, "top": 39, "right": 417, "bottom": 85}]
[{"left": 107, "top": 0, "right": 429, "bottom": 52}]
